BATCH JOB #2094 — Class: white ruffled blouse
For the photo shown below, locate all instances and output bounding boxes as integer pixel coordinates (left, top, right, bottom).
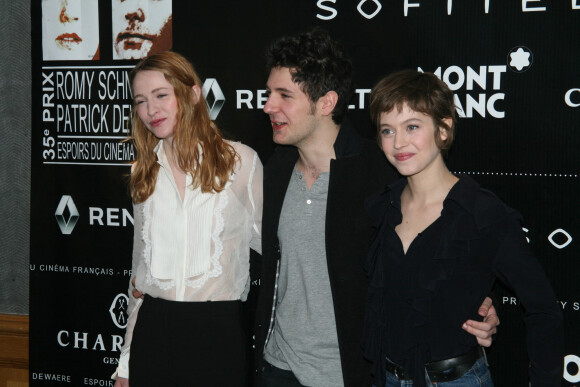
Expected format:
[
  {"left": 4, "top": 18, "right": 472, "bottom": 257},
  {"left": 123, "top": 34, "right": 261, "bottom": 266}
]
[{"left": 113, "top": 140, "right": 263, "bottom": 379}]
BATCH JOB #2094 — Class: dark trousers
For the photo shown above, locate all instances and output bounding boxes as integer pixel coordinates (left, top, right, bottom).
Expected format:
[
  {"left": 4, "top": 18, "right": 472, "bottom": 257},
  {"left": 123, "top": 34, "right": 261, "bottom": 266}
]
[
  {"left": 130, "top": 295, "right": 247, "bottom": 386},
  {"left": 260, "top": 361, "right": 305, "bottom": 387}
]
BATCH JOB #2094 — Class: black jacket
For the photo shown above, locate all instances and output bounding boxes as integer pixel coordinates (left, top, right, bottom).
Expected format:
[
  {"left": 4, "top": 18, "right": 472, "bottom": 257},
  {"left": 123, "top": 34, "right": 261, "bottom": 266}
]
[{"left": 254, "top": 120, "right": 398, "bottom": 386}]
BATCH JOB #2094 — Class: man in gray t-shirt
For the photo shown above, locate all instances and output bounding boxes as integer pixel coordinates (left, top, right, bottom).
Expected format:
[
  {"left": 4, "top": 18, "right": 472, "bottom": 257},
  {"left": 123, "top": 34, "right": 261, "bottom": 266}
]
[{"left": 264, "top": 171, "right": 344, "bottom": 386}]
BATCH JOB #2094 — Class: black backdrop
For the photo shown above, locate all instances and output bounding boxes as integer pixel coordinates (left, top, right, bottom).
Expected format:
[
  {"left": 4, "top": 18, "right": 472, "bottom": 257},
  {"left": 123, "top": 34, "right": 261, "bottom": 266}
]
[{"left": 30, "top": 1, "right": 579, "bottom": 385}]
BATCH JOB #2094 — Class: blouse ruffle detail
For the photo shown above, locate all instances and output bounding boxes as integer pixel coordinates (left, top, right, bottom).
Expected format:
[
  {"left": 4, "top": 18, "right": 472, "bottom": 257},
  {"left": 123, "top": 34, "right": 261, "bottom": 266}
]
[
  {"left": 185, "top": 180, "right": 231, "bottom": 289},
  {"left": 142, "top": 198, "right": 175, "bottom": 291}
]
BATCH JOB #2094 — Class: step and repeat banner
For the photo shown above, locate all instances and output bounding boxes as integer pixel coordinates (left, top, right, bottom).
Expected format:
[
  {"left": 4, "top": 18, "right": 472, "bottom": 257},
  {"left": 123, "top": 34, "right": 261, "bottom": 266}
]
[{"left": 30, "top": 1, "right": 578, "bottom": 385}]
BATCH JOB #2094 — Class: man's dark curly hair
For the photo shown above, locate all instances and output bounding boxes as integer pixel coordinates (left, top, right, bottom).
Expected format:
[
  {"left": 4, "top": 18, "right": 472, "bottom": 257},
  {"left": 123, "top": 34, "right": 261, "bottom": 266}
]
[{"left": 266, "top": 28, "right": 354, "bottom": 125}]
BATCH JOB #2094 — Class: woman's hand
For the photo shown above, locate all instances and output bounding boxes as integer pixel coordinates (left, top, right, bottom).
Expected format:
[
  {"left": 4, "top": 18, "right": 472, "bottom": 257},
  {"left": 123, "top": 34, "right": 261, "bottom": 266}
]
[
  {"left": 131, "top": 277, "right": 143, "bottom": 299},
  {"left": 114, "top": 377, "right": 129, "bottom": 387},
  {"left": 462, "top": 296, "right": 500, "bottom": 347}
]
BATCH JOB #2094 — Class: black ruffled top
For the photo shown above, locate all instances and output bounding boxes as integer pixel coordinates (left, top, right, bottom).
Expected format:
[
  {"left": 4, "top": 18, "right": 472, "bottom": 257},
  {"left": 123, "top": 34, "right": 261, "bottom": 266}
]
[{"left": 362, "top": 175, "right": 563, "bottom": 386}]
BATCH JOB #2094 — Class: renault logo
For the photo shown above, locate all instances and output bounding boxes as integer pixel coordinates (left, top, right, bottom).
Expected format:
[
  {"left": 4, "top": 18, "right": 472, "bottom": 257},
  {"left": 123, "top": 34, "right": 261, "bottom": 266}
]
[
  {"left": 55, "top": 195, "right": 79, "bottom": 235},
  {"left": 202, "top": 78, "right": 225, "bottom": 120}
]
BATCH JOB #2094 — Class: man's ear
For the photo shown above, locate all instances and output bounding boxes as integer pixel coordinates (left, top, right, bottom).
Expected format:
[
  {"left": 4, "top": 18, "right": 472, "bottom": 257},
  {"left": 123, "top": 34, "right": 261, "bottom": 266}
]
[
  {"left": 192, "top": 85, "right": 201, "bottom": 103},
  {"left": 318, "top": 90, "right": 338, "bottom": 117}
]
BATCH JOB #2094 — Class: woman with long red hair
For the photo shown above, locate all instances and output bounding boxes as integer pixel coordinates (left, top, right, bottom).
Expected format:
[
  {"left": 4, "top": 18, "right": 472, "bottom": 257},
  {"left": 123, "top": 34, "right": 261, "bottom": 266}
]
[{"left": 113, "top": 51, "right": 262, "bottom": 387}]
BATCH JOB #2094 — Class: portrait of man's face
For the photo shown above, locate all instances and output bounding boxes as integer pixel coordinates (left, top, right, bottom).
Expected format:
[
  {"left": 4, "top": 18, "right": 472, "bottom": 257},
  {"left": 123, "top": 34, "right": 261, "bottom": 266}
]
[
  {"left": 42, "top": 0, "right": 100, "bottom": 61},
  {"left": 111, "top": 0, "right": 173, "bottom": 60}
]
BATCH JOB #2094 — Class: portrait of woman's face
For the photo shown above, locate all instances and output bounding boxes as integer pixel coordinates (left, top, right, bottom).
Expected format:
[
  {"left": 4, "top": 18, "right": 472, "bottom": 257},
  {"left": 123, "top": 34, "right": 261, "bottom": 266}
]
[
  {"left": 111, "top": 0, "right": 172, "bottom": 60},
  {"left": 42, "top": 0, "right": 100, "bottom": 61}
]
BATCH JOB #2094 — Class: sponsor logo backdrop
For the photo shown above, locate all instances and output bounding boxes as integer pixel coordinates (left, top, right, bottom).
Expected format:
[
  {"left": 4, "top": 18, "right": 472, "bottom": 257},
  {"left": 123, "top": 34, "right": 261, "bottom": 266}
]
[{"left": 31, "top": 1, "right": 579, "bottom": 385}]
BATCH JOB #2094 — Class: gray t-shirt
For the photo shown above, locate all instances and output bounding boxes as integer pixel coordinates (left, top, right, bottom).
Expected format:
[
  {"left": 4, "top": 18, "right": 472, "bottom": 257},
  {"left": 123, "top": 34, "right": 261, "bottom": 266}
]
[{"left": 264, "top": 168, "right": 344, "bottom": 387}]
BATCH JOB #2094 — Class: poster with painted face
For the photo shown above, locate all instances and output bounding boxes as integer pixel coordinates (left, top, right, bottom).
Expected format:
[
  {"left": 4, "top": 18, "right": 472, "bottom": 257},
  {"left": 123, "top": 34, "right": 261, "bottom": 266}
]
[
  {"left": 111, "top": 0, "right": 173, "bottom": 60},
  {"left": 42, "top": 0, "right": 100, "bottom": 61}
]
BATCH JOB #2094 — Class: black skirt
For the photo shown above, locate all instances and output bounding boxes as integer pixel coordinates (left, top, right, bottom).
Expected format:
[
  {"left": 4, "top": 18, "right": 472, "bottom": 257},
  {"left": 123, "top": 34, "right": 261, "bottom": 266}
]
[{"left": 129, "top": 295, "right": 248, "bottom": 386}]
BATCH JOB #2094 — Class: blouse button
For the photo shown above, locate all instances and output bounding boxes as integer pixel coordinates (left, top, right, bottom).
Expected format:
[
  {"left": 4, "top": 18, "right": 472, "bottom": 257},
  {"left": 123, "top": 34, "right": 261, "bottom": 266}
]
[{"left": 306, "top": 199, "right": 312, "bottom": 204}]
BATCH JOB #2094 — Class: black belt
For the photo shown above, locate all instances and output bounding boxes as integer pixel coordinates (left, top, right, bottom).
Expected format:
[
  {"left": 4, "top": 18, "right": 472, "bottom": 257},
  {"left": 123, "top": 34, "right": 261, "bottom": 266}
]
[{"left": 385, "top": 346, "right": 484, "bottom": 382}]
